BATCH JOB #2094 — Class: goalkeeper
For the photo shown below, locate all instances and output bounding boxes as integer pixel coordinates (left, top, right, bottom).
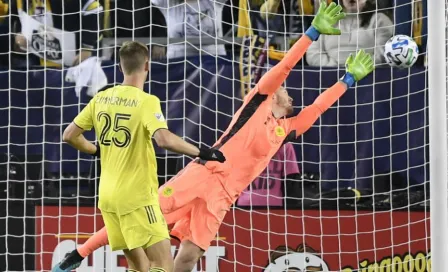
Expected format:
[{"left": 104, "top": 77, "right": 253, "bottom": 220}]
[
  {"left": 57, "top": 41, "right": 225, "bottom": 272},
  {"left": 53, "top": 2, "right": 374, "bottom": 272}
]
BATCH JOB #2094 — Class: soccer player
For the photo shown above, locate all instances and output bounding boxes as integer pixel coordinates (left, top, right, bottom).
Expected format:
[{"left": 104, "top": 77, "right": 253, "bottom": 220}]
[
  {"left": 58, "top": 41, "right": 225, "bottom": 272},
  {"left": 53, "top": 2, "right": 375, "bottom": 272}
]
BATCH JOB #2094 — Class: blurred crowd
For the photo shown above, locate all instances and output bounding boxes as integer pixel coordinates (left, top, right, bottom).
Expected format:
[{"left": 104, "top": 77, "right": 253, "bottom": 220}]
[{"left": 0, "top": 0, "right": 427, "bottom": 68}]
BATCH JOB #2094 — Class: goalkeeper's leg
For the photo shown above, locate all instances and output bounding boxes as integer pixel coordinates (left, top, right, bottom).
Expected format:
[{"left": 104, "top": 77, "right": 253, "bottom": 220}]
[
  {"left": 169, "top": 180, "right": 232, "bottom": 272},
  {"left": 51, "top": 227, "right": 109, "bottom": 272},
  {"left": 173, "top": 240, "right": 204, "bottom": 272}
]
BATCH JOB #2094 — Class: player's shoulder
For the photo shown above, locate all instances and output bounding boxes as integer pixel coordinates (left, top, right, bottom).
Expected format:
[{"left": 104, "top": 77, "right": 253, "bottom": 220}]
[
  {"left": 142, "top": 94, "right": 162, "bottom": 105},
  {"left": 94, "top": 85, "right": 116, "bottom": 97},
  {"left": 98, "top": 85, "right": 142, "bottom": 97}
]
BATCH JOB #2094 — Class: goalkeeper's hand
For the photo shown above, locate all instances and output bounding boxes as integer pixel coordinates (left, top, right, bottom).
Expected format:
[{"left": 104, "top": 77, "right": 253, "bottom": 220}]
[
  {"left": 341, "top": 50, "right": 375, "bottom": 87},
  {"left": 199, "top": 148, "right": 226, "bottom": 163},
  {"left": 305, "top": 1, "right": 346, "bottom": 41}
]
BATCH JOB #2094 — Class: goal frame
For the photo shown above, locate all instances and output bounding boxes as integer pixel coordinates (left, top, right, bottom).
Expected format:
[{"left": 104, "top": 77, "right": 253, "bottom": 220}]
[{"left": 428, "top": 0, "right": 448, "bottom": 269}]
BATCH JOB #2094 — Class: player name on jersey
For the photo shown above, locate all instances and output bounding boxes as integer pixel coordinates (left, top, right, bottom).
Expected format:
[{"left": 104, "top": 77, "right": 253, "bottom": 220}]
[{"left": 95, "top": 96, "right": 139, "bottom": 107}]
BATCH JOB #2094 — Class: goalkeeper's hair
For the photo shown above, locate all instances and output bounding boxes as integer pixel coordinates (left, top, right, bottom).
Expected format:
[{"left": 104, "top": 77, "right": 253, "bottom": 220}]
[{"left": 119, "top": 41, "right": 149, "bottom": 75}]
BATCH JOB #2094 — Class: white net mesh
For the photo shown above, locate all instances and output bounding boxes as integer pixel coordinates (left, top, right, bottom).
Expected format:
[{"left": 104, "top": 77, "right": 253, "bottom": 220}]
[{"left": 0, "top": 0, "right": 434, "bottom": 271}]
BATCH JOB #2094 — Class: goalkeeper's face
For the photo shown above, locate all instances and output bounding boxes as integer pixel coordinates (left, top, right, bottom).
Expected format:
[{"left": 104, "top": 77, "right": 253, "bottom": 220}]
[{"left": 274, "top": 87, "right": 293, "bottom": 116}]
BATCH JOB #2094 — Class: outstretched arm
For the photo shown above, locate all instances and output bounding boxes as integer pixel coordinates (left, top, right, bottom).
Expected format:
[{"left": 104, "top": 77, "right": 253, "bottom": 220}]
[
  {"left": 257, "top": 1, "right": 346, "bottom": 96},
  {"left": 153, "top": 129, "right": 226, "bottom": 163},
  {"left": 288, "top": 82, "right": 347, "bottom": 135},
  {"left": 153, "top": 128, "right": 200, "bottom": 157},
  {"left": 288, "top": 50, "right": 375, "bottom": 136},
  {"left": 144, "top": 97, "right": 225, "bottom": 163},
  {"left": 256, "top": 35, "right": 313, "bottom": 96}
]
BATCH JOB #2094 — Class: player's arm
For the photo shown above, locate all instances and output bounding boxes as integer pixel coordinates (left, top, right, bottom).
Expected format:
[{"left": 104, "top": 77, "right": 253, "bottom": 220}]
[
  {"left": 153, "top": 129, "right": 217, "bottom": 160},
  {"left": 62, "top": 123, "right": 98, "bottom": 155},
  {"left": 63, "top": 100, "right": 99, "bottom": 156},
  {"left": 256, "top": 1, "right": 346, "bottom": 96},
  {"left": 153, "top": 129, "right": 198, "bottom": 155},
  {"left": 144, "top": 97, "right": 225, "bottom": 162},
  {"left": 287, "top": 82, "right": 347, "bottom": 135},
  {"left": 288, "top": 50, "right": 375, "bottom": 136}
]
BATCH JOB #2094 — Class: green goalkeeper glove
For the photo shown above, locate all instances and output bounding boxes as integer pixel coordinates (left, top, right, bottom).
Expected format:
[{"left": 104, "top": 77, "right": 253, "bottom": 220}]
[
  {"left": 305, "top": 1, "right": 346, "bottom": 41},
  {"left": 341, "top": 50, "right": 375, "bottom": 87}
]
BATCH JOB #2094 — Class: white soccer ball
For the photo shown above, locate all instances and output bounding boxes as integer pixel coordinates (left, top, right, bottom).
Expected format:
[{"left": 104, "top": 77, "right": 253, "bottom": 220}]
[{"left": 384, "top": 35, "right": 419, "bottom": 68}]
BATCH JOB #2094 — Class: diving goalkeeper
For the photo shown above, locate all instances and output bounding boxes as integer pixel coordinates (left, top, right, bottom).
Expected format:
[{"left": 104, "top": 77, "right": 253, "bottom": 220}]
[{"left": 53, "top": 2, "right": 374, "bottom": 272}]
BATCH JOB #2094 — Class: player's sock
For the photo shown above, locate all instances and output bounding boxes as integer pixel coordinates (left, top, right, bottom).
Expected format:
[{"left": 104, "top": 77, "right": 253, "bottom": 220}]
[
  {"left": 77, "top": 227, "right": 109, "bottom": 257},
  {"left": 128, "top": 270, "right": 141, "bottom": 272},
  {"left": 149, "top": 268, "right": 167, "bottom": 272}
]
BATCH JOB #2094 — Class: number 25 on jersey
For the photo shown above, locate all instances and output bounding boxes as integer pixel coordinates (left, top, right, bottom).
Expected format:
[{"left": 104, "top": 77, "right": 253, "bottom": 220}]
[{"left": 97, "top": 112, "right": 132, "bottom": 148}]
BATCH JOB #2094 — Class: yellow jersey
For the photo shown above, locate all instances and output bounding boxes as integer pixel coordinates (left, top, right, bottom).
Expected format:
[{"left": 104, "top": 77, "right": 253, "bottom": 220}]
[{"left": 74, "top": 85, "right": 167, "bottom": 215}]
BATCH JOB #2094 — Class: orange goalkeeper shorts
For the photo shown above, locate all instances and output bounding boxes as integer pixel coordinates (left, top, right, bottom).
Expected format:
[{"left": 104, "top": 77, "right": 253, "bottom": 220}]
[{"left": 158, "top": 162, "right": 233, "bottom": 250}]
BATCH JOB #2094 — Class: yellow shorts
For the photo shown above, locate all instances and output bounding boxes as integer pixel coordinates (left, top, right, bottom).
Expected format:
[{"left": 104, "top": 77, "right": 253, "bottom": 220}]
[{"left": 101, "top": 205, "right": 170, "bottom": 251}]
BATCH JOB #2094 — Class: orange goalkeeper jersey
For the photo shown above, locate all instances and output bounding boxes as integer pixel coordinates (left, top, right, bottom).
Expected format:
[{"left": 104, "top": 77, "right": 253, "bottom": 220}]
[{"left": 198, "top": 35, "right": 347, "bottom": 199}]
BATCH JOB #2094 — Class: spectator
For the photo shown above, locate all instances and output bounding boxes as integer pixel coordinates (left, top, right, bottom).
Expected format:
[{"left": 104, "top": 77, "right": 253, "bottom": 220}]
[
  {"left": 237, "top": 142, "right": 300, "bottom": 207},
  {"left": 246, "top": 0, "right": 285, "bottom": 39},
  {"left": 259, "top": 0, "right": 314, "bottom": 41},
  {"left": 0, "top": 0, "right": 6, "bottom": 21},
  {"left": 151, "top": 0, "right": 227, "bottom": 59},
  {"left": 0, "top": 0, "right": 9, "bottom": 67},
  {"left": 306, "top": 0, "right": 393, "bottom": 66},
  {"left": 11, "top": 0, "right": 103, "bottom": 67},
  {"left": 114, "top": 0, "right": 167, "bottom": 60}
]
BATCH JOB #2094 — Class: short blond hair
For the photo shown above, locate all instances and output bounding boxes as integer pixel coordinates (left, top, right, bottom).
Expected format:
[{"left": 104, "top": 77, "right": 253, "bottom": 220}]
[{"left": 119, "top": 41, "right": 149, "bottom": 75}]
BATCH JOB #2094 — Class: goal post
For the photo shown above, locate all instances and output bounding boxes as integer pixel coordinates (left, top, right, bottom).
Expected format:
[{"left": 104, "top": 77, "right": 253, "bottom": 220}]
[{"left": 428, "top": 0, "right": 448, "bottom": 270}]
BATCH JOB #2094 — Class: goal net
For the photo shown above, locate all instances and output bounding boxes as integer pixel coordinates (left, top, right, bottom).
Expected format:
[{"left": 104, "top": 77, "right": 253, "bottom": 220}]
[{"left": 0, "top": 0, "right": 436, "bottom": 271}]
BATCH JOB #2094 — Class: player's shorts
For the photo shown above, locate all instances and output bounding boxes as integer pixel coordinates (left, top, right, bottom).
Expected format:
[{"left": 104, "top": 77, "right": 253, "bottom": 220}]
[
  {"left": 159, "top": 162, "right": 233, "bottom": 250},
  {"left": 101, "top": 205, "right": 170, "bottom": 251}
]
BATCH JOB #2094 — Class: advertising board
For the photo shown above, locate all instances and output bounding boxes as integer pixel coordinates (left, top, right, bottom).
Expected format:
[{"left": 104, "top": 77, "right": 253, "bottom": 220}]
[{"left": 36, "top": 206, "right": 430, "bottom": 271}]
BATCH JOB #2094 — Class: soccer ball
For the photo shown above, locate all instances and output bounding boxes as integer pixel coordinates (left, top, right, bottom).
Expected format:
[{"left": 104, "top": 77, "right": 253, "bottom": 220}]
[{"left": 384, "top": 35, "right": 419, "bottom": 68}]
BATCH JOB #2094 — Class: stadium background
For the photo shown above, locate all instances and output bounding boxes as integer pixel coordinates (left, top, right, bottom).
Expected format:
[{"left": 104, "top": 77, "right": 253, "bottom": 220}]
[{"left": 0, "top": 0, "right": 432, "bottom": 271}]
